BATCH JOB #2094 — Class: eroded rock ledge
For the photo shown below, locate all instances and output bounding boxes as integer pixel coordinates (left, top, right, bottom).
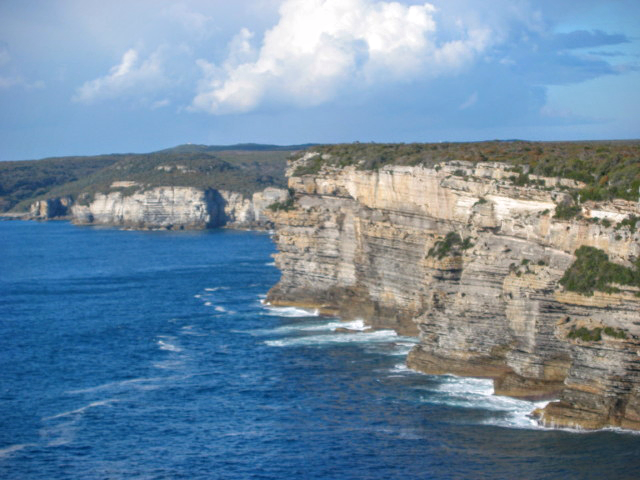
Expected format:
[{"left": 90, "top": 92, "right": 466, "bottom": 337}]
[{"left": 267, "top": 155, "right": 640, "bottom": 430}]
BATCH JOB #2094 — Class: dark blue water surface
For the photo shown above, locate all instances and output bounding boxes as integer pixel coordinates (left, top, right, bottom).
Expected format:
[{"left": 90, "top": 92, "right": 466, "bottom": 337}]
[{"left": 1, "top": 220, "right": 639, "bottom": 479}]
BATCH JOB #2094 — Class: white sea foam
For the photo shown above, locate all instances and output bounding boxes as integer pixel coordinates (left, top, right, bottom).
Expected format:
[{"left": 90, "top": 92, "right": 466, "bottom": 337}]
[
  {"left": 0, "top": 443, "right": 34, "bottom": 459},
  {"left": 262, "top": 305, "right": 320, "bottom": 318},
  {"left": 265, "top": 329, "right": 398, "bottom": 347},
  {"left": 413, "top": 374, "right": 559, "bottom": 430},
  {"left": 389, "top": 341, "right": 418, "bottom": 356},
  {"left": 194, "top": 294, "right": 202, "bottom": 299},
  {"left": 265, "top": 262, "right": 276, "bottom": 266},
  {"left": 204, "top": 301, "right": 213, "bottom": 307},
  {"left": 215, "top": 306, "right": 227, "bottom": 313},
  {"left": 39, "top": 420, "right": 77, "bottom": 447},
  {"left": 157, "top": 339, "right": 182, "bottom": 352},
  {"left": 389, "top": 363, "right": 414, "bottom": 374},
  {"left": 205, "top": 287, "right": 229, "bottom": 292},
  {"left": 252, "top": 318, "right": 371, "bottom": 336},
  {"left": 43, "top": 399, "right": 118, "bottom": 421},
  {"left": 66, "top": 376, "right": 181, "bottom": 395}
]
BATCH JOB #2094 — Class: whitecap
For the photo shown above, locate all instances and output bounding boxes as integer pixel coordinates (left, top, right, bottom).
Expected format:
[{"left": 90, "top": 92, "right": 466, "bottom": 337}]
[
  {"left": 205, "top": 287, "right": 227, "bottom": 292},
  {"left": 388, "top": 363, "right": 415, "bottom": 374},
  {"left": 265, "top": 329, "right": 398, "bottom": 347},
  {"left": 214, "top": 306, "right": 227, "bottom": 313},
  {"left": 204, "top": 301, "right": 212, "bottom": 307},
  {"left": 250, "top": 318, "right": 369, "bottom": 336},
  {"left": 157, "top": 339, "right": 182, "bottom": 352},
  {"left": 262, "top": 305, "right": 320, "bottom": 317},
  {"left": 265, "top": 262, "right": 276, "bottom": 266},
  {"left": 389, "top": 341, "right": 418, "bottom": 356}
]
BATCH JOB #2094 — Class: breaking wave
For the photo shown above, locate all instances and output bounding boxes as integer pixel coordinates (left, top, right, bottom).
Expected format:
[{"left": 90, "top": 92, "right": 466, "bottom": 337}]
[
  {"left": 261, "top": 305, "right": 320, "bottom": 317},
  {"left": 414, "top": 375, "right": 553, "bottom": 430},
  {"left": 265, "top": 329, "right": 398, "bottom": 347}
]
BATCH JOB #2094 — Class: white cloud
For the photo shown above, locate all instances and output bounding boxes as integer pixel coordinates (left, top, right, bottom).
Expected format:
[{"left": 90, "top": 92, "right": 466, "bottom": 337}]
[
  {"left": 191, "top": 0, "right": 492, "bottom": 114},
  {"left": 72, "top": 48, "right": 167, "bottom": 104}
]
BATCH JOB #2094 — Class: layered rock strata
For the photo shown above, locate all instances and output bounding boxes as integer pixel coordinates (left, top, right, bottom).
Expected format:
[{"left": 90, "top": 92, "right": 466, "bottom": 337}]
[
  {"left": 267, "top": 154, "right": 640, "bottom": 430},
  {"left": 29, "top": 186, "right": 288, "bottom": 230}
]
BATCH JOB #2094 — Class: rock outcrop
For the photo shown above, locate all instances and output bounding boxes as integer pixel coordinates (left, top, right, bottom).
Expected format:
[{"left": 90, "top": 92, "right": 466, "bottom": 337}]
[
  {"left": 267, "top": 153, "right": 640, "bottom": 430},
  {"left": 29, "top": 196, "right": 73, "bottom": 220},
  {"left": 28, "top": 185, "right": 288, "bottom": 230}
]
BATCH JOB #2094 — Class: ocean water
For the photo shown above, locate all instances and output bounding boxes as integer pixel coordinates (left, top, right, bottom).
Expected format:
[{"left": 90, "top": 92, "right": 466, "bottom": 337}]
[{"left": 1, "top": 220, "right": 639, "bottom": 479}]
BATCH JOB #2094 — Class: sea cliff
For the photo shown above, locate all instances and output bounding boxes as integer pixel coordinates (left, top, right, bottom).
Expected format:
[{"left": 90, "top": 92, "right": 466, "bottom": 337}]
[
  {"left": 267, "top": 149, "right": 640, "bottom": 430},
  {"left": 29, "top": 185, "right": 288, "bottom": 230}
]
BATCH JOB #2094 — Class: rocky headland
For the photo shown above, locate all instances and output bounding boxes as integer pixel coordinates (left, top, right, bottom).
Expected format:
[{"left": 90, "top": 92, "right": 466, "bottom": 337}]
[
  {"left": 1, "top": 143, "right": 297, "bottom": 230},
  {"left": 28, "top": 185, "right": 288, "bottom": 230},
  {"left": 266, "top": 144, "right": 640, "bottom": 431}
]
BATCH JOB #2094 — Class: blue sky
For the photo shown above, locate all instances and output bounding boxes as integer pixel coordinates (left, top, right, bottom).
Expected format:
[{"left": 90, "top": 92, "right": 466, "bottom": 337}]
[{"left": 0, "top": 0, "right": 638, "bottom": 161}]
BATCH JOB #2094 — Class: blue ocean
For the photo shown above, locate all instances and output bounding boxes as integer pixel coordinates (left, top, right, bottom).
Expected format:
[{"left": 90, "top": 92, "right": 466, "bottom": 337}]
[{"left": 1, "top": 220, "right": 639, "bottom": 479}]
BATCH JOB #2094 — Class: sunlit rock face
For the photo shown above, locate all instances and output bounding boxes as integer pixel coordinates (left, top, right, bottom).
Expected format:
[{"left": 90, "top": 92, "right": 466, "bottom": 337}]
[
  {"left": 267, "top": 158, "right": 640, "bottom": 430},
  {"left": 67, "top": 186, "right": 289, "bottom": 230}
]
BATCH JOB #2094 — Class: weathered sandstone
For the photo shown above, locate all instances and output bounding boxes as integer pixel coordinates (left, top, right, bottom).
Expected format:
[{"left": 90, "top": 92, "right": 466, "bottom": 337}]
[
  {"left": 267, "top": 155, "right": 640, "bottom": 430},
  {"left": 29, "top": 186, "right": 288, "bottom": 230}
]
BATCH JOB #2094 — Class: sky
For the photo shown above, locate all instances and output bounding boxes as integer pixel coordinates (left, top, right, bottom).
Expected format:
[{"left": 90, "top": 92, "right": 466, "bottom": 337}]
[{"left": 0, "top": 0, "right": 639, "bottom": 161}]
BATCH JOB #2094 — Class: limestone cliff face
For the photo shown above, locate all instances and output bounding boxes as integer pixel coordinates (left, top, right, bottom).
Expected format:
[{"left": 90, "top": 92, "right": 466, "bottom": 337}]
[
  {"left": 29, "top": 197, "right": 73, "bottom": 220},
  {"left": 31, "top": 185, "right": 288, "bottom": 230},
  {"left": 267, "top": 156, "right": 640, "bottom": 430},
  {"left": 71, "top": 186, "right": 222, "bottom": 230}
]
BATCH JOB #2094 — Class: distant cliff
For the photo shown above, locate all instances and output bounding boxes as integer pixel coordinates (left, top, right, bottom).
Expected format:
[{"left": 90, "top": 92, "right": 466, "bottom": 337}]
[
  {"left": 0, "top": 143, "right": 307, "bottom": 230},
  {"left": 29, "top": 185, "right": 288, "bottom": 230},
  {"left": 0, "top": 143, "right": 299, "bottom": 215},
  {"left": 267, "top": 146, "right": 640, "bottom": 430}
]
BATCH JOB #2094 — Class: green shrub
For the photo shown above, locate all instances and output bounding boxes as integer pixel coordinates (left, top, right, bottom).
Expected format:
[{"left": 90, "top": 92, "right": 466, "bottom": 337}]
[
  {"left": 298, "top": 140, "right": 640, "bottom": 202},
  {"left": 559, "top": 246, "right": 640, "bottom": 296},
  {"left": 615, "top": 215, "right": 639, "bottom": 233},
  {"left": 427, "top": 232, "right": 473, "bottom": 259},
  {"left": 603, "top": 326, "right": 627, "bottom": 339},
  {"left": 267, "top": 190, "right": 295, "bottom": 212},
  {"left": 567, "top": 326, "right": 602, "bottom": 342},
  {"left": 267, "top": 198, "right": 294, "bottom": 211},
  {"left": 567, "top": 325, "right": 627, "bottom": 341},
  {"left": 554, "top": 203, "right": 582, "bottom": 220},
  {"left": 292, "top": 155, "right": 324, "bottom": 176}
]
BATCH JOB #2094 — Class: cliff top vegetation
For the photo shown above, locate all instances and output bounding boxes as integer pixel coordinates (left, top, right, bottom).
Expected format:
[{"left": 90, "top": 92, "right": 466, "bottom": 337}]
[
  {"left": 0, "top": 145, "right": 302, "bottom": 212},
  {"left": 292, "top": 141, "right": 640, "bottom": 202}
]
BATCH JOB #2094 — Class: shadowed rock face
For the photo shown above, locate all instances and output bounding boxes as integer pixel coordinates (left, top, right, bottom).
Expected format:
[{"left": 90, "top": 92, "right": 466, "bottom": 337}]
[
  {"left": 267, "top": 158, "right": 640, "bottom": 430},
  {"left": 30, "top": 186, "right": 289, "bottom": 230},
  {"left": 29, "top": 197, "right": 73, "bottom": 219}
]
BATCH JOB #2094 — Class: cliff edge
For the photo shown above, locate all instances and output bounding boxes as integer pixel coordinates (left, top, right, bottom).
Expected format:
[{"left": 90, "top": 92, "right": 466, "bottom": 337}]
[
  {"left": 267, "top": 146, "right": 640, "bottom": 430},
  {"left": 28, "top": 185, "right": 288, "bottom": 230}
]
